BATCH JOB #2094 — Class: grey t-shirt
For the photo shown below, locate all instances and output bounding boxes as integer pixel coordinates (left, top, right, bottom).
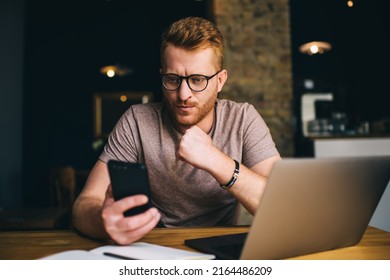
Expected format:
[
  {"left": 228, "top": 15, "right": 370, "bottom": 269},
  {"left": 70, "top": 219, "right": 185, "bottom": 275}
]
[{"left": 100, "top": 99, "right": 279, "bottom": 226}]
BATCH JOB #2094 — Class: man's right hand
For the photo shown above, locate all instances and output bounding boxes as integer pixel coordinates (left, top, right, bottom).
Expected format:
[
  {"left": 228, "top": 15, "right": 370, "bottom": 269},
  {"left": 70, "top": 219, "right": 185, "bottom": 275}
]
[{"left": 101, "top": 186, "right": 161, "bottom": 245}]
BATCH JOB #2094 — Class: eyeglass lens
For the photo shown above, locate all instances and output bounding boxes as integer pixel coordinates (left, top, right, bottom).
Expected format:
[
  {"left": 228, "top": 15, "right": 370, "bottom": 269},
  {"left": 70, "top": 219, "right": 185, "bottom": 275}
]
[{"left": 162, "top": 74, "right": 209, "bottom": 92}]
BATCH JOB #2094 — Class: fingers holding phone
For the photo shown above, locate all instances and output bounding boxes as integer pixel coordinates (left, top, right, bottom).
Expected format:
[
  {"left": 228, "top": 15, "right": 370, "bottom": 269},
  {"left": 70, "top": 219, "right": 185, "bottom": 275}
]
[
  {"left": 102, "top": 194, "right": 161, "bottom": 245},
  {"left": 101, "top": 160, "right": 161, "bottom": 244}
]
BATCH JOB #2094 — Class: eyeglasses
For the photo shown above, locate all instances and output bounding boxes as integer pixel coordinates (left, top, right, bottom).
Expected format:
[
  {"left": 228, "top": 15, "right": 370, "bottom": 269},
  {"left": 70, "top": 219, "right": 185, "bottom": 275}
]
[{"left": 161, "top": 71, "right": 221, "bottom": 92}]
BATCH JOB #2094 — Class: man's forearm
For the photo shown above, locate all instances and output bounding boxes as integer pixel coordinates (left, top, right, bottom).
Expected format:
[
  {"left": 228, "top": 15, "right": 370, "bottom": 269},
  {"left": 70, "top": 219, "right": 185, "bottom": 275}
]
[
  {"left": 72, "top": 196, "right": 109, "bottom": 239},
  {"left": 204, "top": 148, "right": 281, "bottom": 215},
  {"left": 226, "top": 164, "right": 268, "bottom": 214},
  {"left": 201, "top": 148, "right": 265, "bottom": 214}
]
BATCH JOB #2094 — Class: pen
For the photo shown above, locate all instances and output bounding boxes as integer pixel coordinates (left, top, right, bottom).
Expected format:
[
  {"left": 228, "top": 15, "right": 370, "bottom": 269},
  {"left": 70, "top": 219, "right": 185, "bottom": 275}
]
[{"left": 103, "top": 252, "right": 138, "bottom": 260}]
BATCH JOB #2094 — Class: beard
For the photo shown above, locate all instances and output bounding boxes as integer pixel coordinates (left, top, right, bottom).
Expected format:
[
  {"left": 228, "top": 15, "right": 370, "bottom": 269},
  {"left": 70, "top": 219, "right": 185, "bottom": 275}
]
[{"left": 165, "top": 91, "right": 218, "bottom": 131}]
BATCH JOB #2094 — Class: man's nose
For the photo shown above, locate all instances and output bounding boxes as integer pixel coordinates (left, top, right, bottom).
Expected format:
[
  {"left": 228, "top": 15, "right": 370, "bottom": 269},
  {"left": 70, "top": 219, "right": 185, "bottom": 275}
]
[{"left": 177, "top": 79, "right": 193, "bottom": 101}]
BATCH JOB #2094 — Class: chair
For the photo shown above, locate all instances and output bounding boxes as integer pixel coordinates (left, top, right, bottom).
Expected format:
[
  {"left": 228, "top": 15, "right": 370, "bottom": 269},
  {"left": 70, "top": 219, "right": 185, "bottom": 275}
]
[{"left": 48, "top": 166, "right": 76, "bottom": 208}]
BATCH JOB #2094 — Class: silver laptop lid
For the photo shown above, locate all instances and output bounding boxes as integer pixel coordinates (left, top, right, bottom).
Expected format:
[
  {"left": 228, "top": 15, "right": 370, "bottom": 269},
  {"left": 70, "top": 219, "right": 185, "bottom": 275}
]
[{"left": 241, "top": 156, "right": 390, "bottom": 259}]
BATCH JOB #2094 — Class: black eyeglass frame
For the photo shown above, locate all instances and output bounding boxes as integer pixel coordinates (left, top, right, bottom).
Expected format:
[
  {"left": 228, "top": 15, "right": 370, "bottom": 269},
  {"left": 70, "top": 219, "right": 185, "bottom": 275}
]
[{"left": 161, "top": 70, "right": 221, "bottom": 92}]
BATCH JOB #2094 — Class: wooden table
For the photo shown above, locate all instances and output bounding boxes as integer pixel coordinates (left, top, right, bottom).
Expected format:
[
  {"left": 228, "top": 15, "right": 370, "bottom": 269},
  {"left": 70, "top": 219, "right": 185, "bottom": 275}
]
[{"left": 0, "top": 226, "right": 389, "bottom": 260}]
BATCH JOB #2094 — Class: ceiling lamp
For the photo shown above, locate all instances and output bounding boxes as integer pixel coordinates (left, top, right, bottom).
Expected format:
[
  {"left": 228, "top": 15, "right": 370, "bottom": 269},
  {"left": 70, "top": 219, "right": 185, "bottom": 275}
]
[
  {"left": 99, "top": 64, "right": 133, "bottom": 78},
  {"left": 299, "top": 41, "right": 332, "bottom": 55}
]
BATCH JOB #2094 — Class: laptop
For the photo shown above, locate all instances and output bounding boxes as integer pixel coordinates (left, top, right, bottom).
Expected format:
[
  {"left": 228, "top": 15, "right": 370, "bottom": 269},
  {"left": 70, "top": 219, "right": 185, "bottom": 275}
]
[{"left": 185, "top": 156, "right": 390, "bottom": 259}]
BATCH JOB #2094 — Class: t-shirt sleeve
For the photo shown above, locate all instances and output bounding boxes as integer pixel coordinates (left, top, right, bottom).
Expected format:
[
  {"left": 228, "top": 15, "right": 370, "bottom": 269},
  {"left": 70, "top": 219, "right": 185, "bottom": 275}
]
[
  {"left": 99, "top": 106, "right": 140, "bottom": 164},
  {"left": 242, "top": 104, "right": 280, "bottom": 168}
]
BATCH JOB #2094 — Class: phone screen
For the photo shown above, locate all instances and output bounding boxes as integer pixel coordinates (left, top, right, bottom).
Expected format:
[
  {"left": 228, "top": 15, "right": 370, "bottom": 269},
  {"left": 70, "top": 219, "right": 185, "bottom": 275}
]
[{"left": 108, "top": 160, "right": 152, "bottom": 216}]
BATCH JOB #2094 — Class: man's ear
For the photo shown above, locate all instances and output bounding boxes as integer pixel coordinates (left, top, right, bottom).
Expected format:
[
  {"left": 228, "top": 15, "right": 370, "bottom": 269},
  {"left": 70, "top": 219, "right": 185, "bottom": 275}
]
[{"left": 217, "top": 69, "right": 228, "bottom": 93}]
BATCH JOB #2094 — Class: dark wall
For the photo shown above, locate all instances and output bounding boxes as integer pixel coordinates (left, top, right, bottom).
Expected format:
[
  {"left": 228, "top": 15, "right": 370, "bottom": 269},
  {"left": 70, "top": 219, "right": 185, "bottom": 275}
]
[
  {"left": 22, "top": 0, "right": 211, "bottom": 207},
  {"left": 0, "top": 0, "right": 24, "bottom": 209}
]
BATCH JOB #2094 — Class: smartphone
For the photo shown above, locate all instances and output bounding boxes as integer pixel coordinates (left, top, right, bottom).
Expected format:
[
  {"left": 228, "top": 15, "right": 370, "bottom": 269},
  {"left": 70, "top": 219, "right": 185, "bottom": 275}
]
[{"left": 107, "top": 160, "right": 152, "bottom": 217}]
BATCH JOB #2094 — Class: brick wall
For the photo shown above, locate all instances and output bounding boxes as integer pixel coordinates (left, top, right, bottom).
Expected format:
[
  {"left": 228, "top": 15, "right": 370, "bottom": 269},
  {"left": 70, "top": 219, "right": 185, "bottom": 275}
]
[{"left": 213, "top": 0, "right": 294, "bottom": 157}]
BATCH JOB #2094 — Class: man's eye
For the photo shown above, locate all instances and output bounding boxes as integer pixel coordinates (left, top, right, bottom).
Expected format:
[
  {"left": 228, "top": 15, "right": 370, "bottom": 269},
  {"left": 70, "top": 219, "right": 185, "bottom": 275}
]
[
  {"left": 190, "top": 76, "right": 205, "bottom": 84},
  {"left": 166, "top": 76, "right": 179, "bottom": 83}
]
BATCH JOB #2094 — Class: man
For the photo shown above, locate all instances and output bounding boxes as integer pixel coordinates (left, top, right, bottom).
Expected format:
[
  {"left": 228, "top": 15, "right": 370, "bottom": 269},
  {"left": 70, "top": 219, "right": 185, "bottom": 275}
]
[{"left": 72, "top": 17, "right": 281, "bottom": 245}]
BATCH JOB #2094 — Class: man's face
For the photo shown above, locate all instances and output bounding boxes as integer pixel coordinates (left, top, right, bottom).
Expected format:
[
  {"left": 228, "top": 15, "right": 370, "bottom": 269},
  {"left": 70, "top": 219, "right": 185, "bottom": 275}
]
[{"left": 161, "top": 45, "right": 226, "bottom": 132}]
